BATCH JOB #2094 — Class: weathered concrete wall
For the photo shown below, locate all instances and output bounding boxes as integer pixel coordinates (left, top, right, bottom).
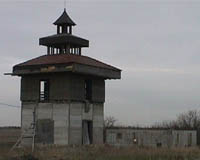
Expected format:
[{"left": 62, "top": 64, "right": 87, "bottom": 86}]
[
  {"left": 21, "top": 102, "right": 36, "bottom": 145},
  {"left": 106, "top": 128, "right": 197, "bottom": 148},
  {"left": 137, "top": 130, "right": 173, "bottom": 148},
  {"left": 36, "top": 103, "right": 69, "bottom": 145},
  {"left": 93, "top": 103, "right": 104, "bottom": 144},
  {"left": 21, "top": 102, "right": 35, "bottom": 130},
  {"left": 82, "top": 102, "right": 93, "bottom": 121},
  {"left": 36, "top": 119, "right": 54, "bottom": 144},
  {"left": 172, "top": 130, "right": 196, "bottom": 147},
  {"left": 69, "top": 102, "right": 83, "bottom": 145},
  {"left": 36, "top": 103, "right": 54, "bottom": 144},
  {"left": 22, "top": 102, "right": 70, "bottom": 145},
  {"left": 37, "top": 103, "right": 53, "bottom": 119},
  {"left": 53, "top": 103, "right": 69, "bottom": 145}
]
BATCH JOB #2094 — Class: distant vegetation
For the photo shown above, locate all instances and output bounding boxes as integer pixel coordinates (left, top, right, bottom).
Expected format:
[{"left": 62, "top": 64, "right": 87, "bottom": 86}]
[
  {"left": 152, "top": 109, "right": 200, "bottom": 130},
  {"left": 105, "top": 109, "right": 200, "bottom": 130},
  {"left": 1, "top": 145, "right": 200, "bottom": 160}
]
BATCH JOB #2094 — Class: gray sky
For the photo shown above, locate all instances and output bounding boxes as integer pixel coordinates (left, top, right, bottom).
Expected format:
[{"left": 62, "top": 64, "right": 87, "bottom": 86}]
[{"left": 1, "top": 0, "right": 200, "bottom": 126}]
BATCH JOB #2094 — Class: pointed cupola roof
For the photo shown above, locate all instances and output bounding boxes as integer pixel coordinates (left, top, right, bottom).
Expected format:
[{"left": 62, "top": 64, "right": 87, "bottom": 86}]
[{"left": 53, "top": 9, "right": 76, "bottom": 26}]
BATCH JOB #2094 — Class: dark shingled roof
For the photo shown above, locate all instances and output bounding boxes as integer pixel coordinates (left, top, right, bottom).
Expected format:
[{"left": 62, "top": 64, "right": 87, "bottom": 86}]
[
  {"left": 53, "top": 10, "right": 76, "bottom": 26},
  {"left": 14, "top": 54, "right": 121, "bottom": 71}
]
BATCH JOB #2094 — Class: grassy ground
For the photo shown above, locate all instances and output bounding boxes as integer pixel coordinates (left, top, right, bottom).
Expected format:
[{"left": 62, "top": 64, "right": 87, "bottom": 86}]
[{"left": 1, "top": 145, "right": 200, "bottom": 160}]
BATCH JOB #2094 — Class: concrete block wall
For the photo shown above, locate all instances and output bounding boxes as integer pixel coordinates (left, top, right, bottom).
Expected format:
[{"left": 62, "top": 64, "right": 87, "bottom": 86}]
[
  {"left": 172, "top": 130, "right": 197, "bottom": 147},
  {"left": 21, "top": 101, "right": 104, "bottom": 146},
  {"left": 136, "top": 130, "right": 173, "bottom": 148},
  {"left": 69, "top": 102, "right": 82, "bottom": 145},
  {"left": 93, "top": 103, "right": 104, "bottom": 144},
  {"left": 82, "top": 103, "right": 93, "bottom": 121},
  {"left": 37, "top": 103, "right": 53, "bottom": 119},
  {"left": 22, "top": 102, "right": 70, "bottom": 145},
  {"left": 21, "top": 102, "right": 36, "bottom": 130},
  {"left": 106, "top": 128, "right": 197, "bottom": 148},
  {"left": 53, "top": 104, "right": 69, "bottom": 145}
]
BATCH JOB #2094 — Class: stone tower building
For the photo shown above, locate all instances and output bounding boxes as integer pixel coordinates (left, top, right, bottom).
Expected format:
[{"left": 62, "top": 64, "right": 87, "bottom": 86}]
[{"left": 12, "top": 9, "right": 121, "bottom": 145}]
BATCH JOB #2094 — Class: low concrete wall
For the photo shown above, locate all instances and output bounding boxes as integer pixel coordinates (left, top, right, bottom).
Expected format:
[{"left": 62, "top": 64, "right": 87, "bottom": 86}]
[
  {"left": 106, "top": 128, "right": 197, "bottom": 148},
  {"left": 172, "top": 130, "right": 196, "bottom": 147}
]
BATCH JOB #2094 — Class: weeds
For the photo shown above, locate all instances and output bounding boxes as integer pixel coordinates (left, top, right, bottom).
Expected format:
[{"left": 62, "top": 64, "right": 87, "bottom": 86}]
[{"left": 0, "top": 145, "right": 200, "bottom": 160}]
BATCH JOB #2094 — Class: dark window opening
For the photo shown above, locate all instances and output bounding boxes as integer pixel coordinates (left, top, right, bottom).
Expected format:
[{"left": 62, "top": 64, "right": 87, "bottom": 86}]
[
  {"left": 157, "top": 142, "right": 162, "bottom": 148},
  {"left": 85, "top": 80, "right": 92, "bottom": 101},
  {"left": 176, "top": 133, "right": 179, "bottom": 146},
  {"left": 188, "top": 133, "right": 192, "bottom": 147},
  {"left": 40, "top": 80, "right": 49, "bottom": 102},
  {"left": 116, "top": 133, "right": 122, "bottom": 140}
]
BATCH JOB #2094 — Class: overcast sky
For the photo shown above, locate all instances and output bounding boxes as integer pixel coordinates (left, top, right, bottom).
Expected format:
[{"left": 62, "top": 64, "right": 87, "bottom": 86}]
[{"left": 1, "top": 0, "right": 200, "bottom": 126}]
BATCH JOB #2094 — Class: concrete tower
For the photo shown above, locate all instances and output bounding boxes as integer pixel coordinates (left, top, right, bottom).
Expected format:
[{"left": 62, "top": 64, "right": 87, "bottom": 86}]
[{"left": 11, "top": 9, "right": 121, "bottom": 145}]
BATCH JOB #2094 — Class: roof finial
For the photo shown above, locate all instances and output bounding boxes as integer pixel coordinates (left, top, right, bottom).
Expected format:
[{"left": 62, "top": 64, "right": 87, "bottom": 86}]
[{"left": 64, "top": 0, "right": 66, "bottom": 11}]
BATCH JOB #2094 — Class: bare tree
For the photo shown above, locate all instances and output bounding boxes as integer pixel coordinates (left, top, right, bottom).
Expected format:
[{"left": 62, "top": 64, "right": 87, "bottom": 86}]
[
  {"left": 104, "top": 116, "right": 117, "bottom": 128},
  {"left": 152, "top": 120, "right": 178, "bottom": 129},
  {"left": 176, "top": 110, "right": 200, "bottom": 129},
  {"left": 152, "top": 109, "right": 200, "bottom": 129},
  {"left": 103, "top": 116, "right": 117, "bottom": 143}
]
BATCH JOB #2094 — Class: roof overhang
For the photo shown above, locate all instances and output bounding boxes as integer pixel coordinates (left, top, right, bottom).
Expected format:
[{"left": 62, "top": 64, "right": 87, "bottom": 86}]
[
  {"left": 12, "top": 63, "right": 121, "bottom": 79},
  {"left": 39, "top": 34, "right": 89, "bottom": 47}
]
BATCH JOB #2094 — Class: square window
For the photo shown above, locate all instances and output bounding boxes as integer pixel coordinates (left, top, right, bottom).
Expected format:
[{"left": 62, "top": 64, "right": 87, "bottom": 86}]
[{"left": 116, "top": 133, "right": 122, "bottom": 140}]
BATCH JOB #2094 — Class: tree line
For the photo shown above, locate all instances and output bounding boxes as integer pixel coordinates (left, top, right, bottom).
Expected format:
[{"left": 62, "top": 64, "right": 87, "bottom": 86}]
[{"left": 105, "top": 109, "right": 200, "bottom": 130}]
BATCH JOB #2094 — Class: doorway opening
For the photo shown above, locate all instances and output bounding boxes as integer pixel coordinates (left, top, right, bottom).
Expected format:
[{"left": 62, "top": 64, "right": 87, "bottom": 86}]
[{"left": 82, "top": 120, "right": 93, "bottom": 144}]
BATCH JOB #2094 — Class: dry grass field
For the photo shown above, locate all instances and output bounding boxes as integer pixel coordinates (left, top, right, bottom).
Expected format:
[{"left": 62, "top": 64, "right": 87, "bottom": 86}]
[
  {"left": 1, "top": 145, "right": 200, "bottom": 160},
  {"left": 0, "top": 127, "right": 200, "bottom": 160},
  {"left": 0, "top": 127, "right": 20, "bottom": 147}
]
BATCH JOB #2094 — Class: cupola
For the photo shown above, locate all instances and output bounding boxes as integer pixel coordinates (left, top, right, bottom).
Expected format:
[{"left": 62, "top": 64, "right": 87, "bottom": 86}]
[{"left": 39, "top": 9, "right": 89, "bottom": 55}]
